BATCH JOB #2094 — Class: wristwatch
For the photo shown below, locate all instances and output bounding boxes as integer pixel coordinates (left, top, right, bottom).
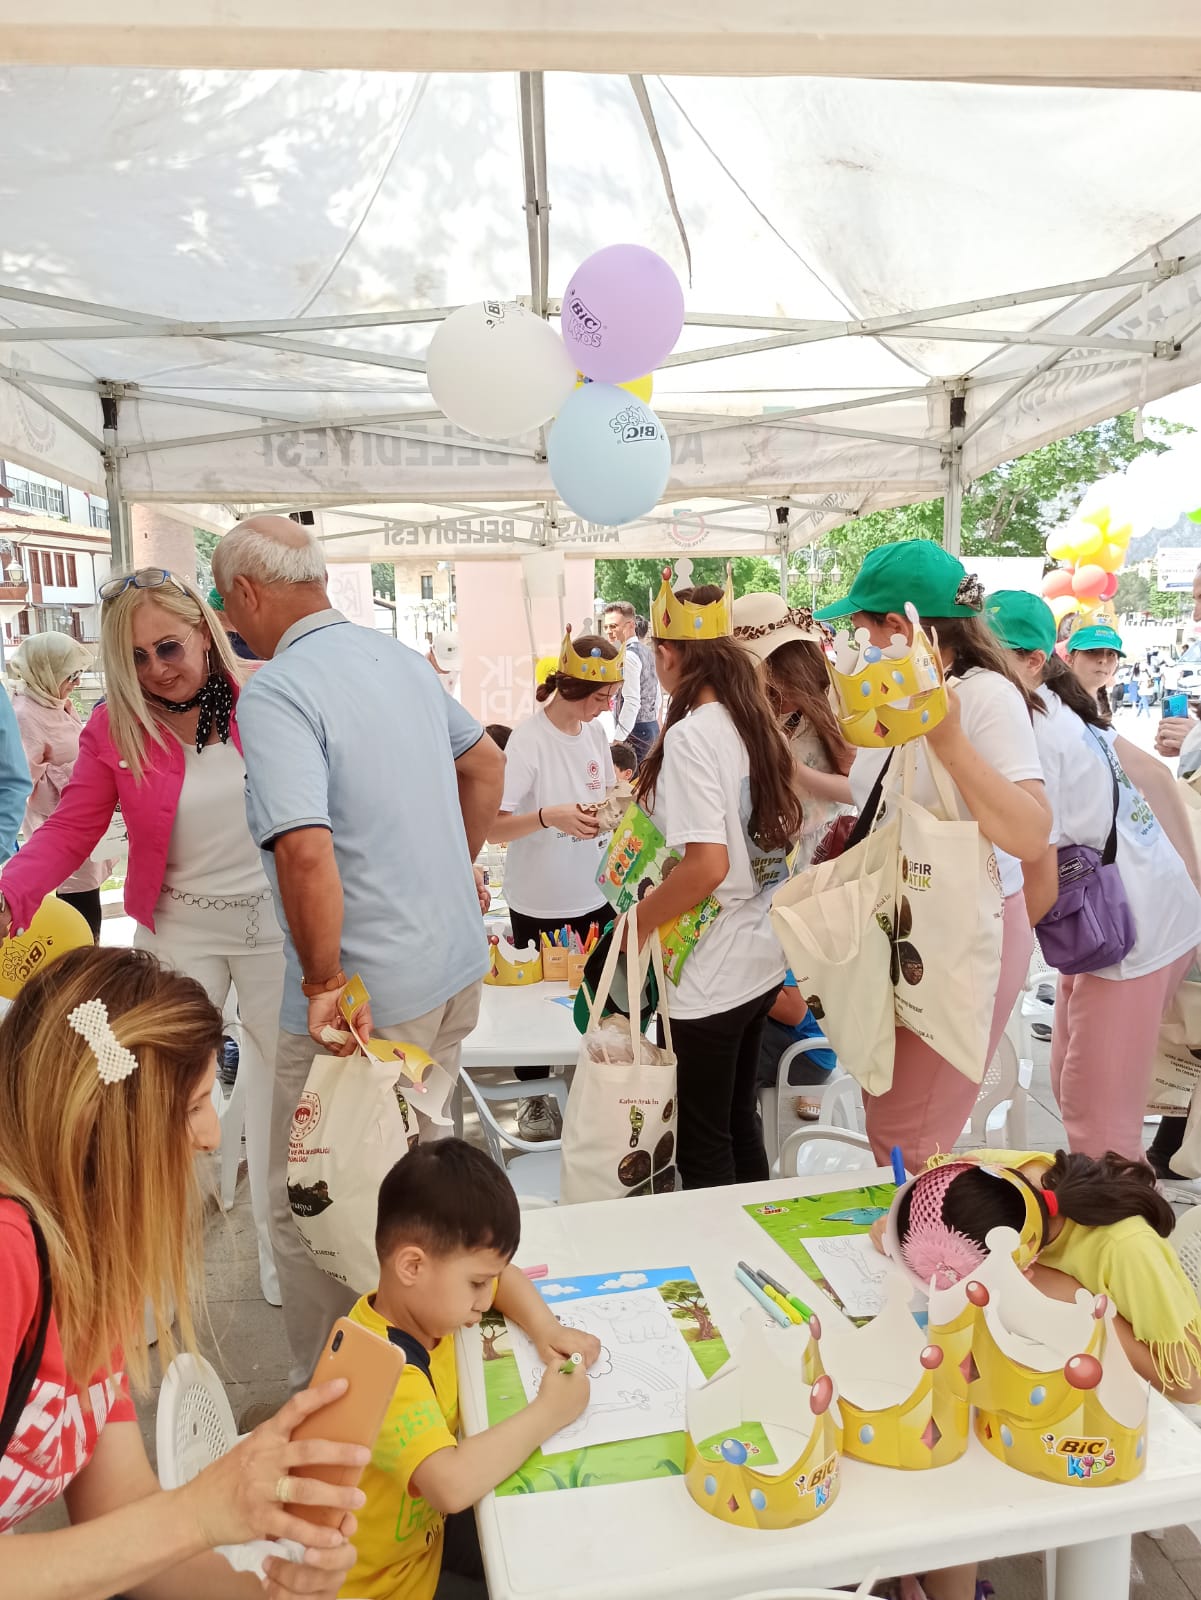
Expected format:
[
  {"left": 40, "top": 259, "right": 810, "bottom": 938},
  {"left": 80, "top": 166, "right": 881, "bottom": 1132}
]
[{"left": 301, "top": 968, "right": 348, "bottom": 998}]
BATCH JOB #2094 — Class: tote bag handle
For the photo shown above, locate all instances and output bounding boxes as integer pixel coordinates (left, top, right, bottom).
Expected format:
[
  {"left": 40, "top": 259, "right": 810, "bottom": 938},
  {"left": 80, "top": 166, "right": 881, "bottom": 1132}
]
[{"left": 585, "top": 903, "right": 651, "bottom": 1063}]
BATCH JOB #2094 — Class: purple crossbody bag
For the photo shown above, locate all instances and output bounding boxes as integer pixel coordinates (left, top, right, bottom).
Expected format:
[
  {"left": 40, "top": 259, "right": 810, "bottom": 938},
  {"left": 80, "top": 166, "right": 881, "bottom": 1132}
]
[{"left": 1035, "top": 729, "right": 1136, "bottom": 975}]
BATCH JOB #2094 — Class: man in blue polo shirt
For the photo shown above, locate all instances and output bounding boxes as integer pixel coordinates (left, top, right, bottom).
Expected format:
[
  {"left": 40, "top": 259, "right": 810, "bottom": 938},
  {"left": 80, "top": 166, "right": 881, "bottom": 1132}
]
[{"left": 214, "top": 515, "right": 504, "bottom": 1388}]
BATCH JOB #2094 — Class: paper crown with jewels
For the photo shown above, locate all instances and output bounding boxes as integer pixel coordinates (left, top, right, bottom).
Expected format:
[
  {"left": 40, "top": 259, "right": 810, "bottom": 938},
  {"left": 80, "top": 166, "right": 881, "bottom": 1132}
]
[
  {"left": 684, "top": 1314, "right": 842, "bottom": 1530},
  {"left": 557, "top": 626, "right": 625, "bottom": 684},
  {"left": 651, "top": 558, "right": 733, "bottom": 642},
  {"left": 826, "top": 602, "right": 948, "bottom": 747},
  {"left": 819, "top": 1271, "right": 976, "bottom": 1471},
  {"left": 965, "top": 1227, "right": 1148, "bottom": 1487},
  {"left": 483, "top": 935, "right": 543, "bottom": 987}
]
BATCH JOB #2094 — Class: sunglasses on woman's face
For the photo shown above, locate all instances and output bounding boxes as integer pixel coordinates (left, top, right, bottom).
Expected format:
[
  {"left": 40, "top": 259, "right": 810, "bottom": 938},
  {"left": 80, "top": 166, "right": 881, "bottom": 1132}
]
[{"left": 132, "top": 627, "right": 197, "bottom": 670}]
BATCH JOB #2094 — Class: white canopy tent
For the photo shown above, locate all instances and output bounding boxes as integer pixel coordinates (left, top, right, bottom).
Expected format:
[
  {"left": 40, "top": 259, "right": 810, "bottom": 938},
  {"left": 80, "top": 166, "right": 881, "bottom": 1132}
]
[{"left": 3, "top": 63, "right": 1201, "bottom": 577}]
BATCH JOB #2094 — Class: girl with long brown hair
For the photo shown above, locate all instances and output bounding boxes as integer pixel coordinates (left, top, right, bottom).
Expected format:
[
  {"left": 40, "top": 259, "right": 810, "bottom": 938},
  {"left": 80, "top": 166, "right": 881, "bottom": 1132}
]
[
  {"left": 0, "top": 945, "right": 365, "bottom": 1598},
  {"left": 732, "top": 592, "right": 854, "bottom": 868},
  {"left": 815, "top": 541, "right": 1051, "bottom": 1173},
  {"left": 635, "top": 575, "right": 804, "bottom": 1190},
  {"left": 486, "top": 631, "right": 620, "bottom": 1141}
]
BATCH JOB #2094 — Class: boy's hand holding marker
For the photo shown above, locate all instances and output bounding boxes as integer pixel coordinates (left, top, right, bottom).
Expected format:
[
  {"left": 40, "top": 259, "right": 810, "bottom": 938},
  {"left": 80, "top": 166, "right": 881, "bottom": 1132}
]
[{"left": 538, "top": 1354, "right": 591, "bottom": 1429}]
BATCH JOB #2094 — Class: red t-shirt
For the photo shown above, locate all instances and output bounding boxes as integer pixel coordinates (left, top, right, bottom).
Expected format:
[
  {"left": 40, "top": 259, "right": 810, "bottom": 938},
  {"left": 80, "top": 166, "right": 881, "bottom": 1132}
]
[{"left": 0, "top": 1198, "right": 136, "bottom": 1531}]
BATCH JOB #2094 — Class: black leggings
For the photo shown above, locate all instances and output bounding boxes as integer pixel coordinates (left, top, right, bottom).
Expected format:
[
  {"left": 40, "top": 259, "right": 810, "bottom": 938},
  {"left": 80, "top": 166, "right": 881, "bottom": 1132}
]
[
  {"left": 58, "top": 888, "right": 102, "bottom": 943},
  {"left": 507, "top": 904, "right": 610, "bottom": 1083},
  {"left": 660, "top": 985, "right": 778, "bottom": 1190},
  {"left": 1148, "top": 1114, "right": 1187, "bottom": 1176}
]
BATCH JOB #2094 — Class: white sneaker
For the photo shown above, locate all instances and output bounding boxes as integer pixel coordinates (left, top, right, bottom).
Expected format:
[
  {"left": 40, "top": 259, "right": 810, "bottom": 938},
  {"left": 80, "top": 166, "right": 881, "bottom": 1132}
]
[{"left": 517, "top": 1096, "right": 562, "bottom": 1142}]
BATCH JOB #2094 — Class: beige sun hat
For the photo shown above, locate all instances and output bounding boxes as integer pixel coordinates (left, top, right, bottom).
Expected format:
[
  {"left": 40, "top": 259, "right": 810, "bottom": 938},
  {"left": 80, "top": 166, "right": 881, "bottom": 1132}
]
[{"left": 731, "top": 592, "right": 825, "bottom": 663}]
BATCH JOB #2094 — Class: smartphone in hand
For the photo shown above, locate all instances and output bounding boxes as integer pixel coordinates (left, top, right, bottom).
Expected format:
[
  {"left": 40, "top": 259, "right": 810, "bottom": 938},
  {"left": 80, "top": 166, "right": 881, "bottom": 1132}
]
[
  {"left": 1165, "top": 692, "right": 1189, "bottom": 719},
  {"left": 288, "top": 1318, "right": 406, "bottom": 1526}
]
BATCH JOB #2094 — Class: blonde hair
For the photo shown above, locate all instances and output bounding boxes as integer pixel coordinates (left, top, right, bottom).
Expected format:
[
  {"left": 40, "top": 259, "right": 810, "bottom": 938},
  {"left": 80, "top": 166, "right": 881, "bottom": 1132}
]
[
  {"left": 99, "top": 570, "right": 242, "bottom": 780},
  {"left": 0, "top": 946, "right": 224, "bottom": 1392}
]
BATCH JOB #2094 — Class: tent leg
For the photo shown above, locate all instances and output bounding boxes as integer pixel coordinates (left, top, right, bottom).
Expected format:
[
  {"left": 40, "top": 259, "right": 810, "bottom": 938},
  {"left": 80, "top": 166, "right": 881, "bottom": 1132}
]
[
  {"left": 942, "top": 388, "right": 967, "bottom": 557},
  {"left": 102, "top": 390, "right": 133, "bottom": 570}
]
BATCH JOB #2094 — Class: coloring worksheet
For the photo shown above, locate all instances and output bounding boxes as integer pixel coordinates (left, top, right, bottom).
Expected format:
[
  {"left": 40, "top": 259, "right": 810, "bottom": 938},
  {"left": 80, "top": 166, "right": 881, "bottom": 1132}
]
[
  {"left": 508, "top": 1285, "right": 694, "bottom": 1454},
  {"left": 799, "top": 1234, "right": 890, "bottom": 1319}
]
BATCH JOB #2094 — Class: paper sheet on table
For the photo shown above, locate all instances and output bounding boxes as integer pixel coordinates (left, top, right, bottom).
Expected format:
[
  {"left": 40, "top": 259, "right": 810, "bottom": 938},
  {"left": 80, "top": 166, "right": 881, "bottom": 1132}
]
[
  {"left": 800, "top": 1233, "right": 890, "bottom": 1318},
  {"left": 508, "top": 1287, "right": 692, "bottom": 1454}
]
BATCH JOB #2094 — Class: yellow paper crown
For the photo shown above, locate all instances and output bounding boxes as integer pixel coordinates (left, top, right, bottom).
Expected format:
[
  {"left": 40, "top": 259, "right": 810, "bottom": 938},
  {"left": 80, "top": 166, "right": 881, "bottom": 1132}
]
[
  {"left": 557, "top": 627, "right": 625, "bottom": 684},
  {"left": 966, "top": 1228, "right": 1147, "bottom": 1487},
  {"left": 684, "top": 1317, "right": 842, "bottom": 1529},
  {"left": 652, "top": 558, "right": 733, "bottom": 641},
  {"left": 826, "top": 604, "right": 948, "bottom": 748},
  {"left": 483, "top": 936, "right": 543, "bottom": 987},
  {"left": 819, "top": 1276, "right": 974, "bottom": 1471}
]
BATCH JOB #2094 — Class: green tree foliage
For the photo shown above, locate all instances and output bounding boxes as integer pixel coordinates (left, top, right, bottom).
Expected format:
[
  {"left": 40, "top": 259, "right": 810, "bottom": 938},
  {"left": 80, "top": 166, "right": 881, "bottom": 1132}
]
[
  {"left": 193, "top": 529, "right": 220, "bottom": 592},
  {"left": 371, "top": 562, "right": 396, "bottom": 600},
  {"left": 596, "top": 412, "right": 1185, "bottom": 614}
]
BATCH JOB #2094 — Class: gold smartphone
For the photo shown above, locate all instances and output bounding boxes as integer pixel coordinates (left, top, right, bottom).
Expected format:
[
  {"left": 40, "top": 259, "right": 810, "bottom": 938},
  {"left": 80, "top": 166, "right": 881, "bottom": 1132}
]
[{"left": 288, "top": 1317, "right": 406, "bottom": 1526}]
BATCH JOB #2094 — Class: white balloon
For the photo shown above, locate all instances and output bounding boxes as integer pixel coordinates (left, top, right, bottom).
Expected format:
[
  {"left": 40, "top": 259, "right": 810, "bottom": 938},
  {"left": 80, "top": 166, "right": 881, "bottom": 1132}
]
[{"left": 427, "top": 301, "right": 576, "bottom": 440}]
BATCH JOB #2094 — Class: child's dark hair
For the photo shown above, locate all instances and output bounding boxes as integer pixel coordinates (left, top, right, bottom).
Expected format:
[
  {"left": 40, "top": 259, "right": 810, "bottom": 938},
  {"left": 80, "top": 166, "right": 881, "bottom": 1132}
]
[
  {"left": 610, "top": 740, "right": 638, "bottom": 775},
  {"left": 375, "top": 1139, "right": 521, "bottom": 1262},
  {"left": 485, "top": 722, "right": 513, "bottom": 751},
  {"left": 898, "top": 1149, "right": 1174, "bottom": 1251},
  {"left": 536, "top": 634, "right": 619, "bottom": 703},
  {"left": 1040, "top": 652, "right": 1112, "bottom": 730}
]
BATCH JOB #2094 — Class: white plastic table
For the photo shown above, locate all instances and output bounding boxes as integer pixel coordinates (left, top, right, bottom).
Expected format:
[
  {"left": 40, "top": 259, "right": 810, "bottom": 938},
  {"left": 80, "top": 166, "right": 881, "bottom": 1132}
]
[
  {"left": 456, "top": 1171, "right": 1201, "bottom": 1600},
  {"left": 459, "top": 980, "right": 581, "bottom": 1073}
]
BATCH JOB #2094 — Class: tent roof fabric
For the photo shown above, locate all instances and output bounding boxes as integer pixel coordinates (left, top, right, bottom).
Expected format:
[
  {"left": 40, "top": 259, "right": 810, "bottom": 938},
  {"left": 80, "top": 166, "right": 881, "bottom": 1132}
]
[
  {"left": 2, "top": 65, "right": 1201, "bottom": 561},
  {"left": 7, "top": 2, "right": 1201, "bottom": 87}
]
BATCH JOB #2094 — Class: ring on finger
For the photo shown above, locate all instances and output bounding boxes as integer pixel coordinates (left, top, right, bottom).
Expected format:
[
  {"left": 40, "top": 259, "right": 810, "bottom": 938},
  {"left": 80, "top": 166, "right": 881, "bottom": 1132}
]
[{"left": 275, "top": 1474, "right": 292, "bottom": 1505}]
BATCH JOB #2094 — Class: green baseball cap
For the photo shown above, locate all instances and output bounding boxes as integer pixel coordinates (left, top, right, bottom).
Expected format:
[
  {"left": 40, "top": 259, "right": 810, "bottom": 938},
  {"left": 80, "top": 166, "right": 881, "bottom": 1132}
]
[
  {"left": 984, "top": 590, "right": 1056, "bottom": 656},
  {"left": 207, "top": 586, "right": 225, "bottom": 613},
  {"left": 813, "top": 539, "right": 982, "bottom": 622},
  {"left": 1067, "top": 623, "right": 1124, "bottom": 656}
]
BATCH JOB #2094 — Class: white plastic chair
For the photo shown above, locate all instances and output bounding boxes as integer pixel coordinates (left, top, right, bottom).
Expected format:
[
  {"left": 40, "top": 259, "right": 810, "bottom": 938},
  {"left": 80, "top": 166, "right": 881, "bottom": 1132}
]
[
  {"left": 758, "top": 1036, "right": 843, "bottom": 1171},
  {"left": 458, "top": 1073, "right": 568, "bottom": 1206},
  {"left": 1173, "top": 1205, "right": 1201, "bottom": 1296},
  {"left": 779, "top": 1126, "right": 876, "bottom": 1179},
  {"left": 1017, "top": 940, "right": 1057, "bottom": 1062},
  {"left": 965, "top": 1034, "right": 1033, "bottom": 1148},
  {"left": 156, "top": 1353, "right": 238, "bottom": 1489}
]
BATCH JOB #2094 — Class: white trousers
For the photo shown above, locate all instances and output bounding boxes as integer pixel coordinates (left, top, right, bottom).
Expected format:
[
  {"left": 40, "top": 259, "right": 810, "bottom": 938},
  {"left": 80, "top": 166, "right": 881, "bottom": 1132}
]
[{"left": 135, "top": 893, "right": 286, "bottom": 1302}]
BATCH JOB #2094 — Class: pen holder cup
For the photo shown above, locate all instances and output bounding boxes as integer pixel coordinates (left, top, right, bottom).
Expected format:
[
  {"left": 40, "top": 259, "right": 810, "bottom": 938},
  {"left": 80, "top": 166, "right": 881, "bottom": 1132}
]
[
  {"left": 543, "top": 947, "right": 569, "bottom": 982},
  {"left": 566, "top": 952, "right": 588, "bottom": 993}
]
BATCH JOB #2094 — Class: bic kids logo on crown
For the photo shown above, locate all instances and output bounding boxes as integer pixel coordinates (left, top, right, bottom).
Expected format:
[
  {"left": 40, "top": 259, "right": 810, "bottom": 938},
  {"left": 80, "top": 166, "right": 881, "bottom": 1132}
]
[{"left": 1042, "top": 1433, "right": 1117, "bottom": 1481}]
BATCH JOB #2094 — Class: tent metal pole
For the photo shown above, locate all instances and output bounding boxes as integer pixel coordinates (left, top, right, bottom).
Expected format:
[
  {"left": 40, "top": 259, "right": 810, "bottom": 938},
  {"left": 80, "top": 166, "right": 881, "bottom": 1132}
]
[
  {"left": 102, "top": 390, "right": 132, "bottom": 570},
  {"left": 942, "top": 389, "right": 967, "bottom": 557}
]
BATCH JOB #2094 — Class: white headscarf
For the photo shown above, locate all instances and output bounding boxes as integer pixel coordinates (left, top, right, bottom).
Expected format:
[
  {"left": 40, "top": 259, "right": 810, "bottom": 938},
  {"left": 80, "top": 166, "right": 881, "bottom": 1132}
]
[{"left": 9, "top": 632, "right": 91, "bottom": 708}]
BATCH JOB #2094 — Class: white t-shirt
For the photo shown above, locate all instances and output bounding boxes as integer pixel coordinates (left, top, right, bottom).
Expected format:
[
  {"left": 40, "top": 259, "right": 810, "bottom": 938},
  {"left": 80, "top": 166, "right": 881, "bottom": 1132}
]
[
  {"left": 648, "top": 701, "right": 788, "bottom": 1019},
  {"left": 500, "top": 709, "right": 615, "bottom": 918},
  {"left": 1034, "top": 687, "right": 1201, "bottom": 980},
  {"left": 163, "top": 740, "right": 268, "bottom": 899},
  {"left": 849, "top": 668, "right": 1043, "bottom": 898}
]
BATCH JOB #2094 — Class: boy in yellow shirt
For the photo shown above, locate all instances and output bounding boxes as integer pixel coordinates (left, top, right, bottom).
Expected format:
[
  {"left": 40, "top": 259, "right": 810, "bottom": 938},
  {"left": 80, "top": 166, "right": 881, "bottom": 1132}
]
[{"left": 344, "top": 1140, "right": 599, "bottom": 1599}]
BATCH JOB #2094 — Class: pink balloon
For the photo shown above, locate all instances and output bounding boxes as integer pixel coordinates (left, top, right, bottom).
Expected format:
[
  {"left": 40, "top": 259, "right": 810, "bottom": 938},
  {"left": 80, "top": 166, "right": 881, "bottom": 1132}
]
[
  {"left": 562, "top": 244, "right": 685, "bottom": 382},
  {"left": 1072, "top": 564, "right": 1107, "bottom": 599},
  {"left": 1100, "top": 572, "right": 1119, "bottom": 601},
  {"left": 1041, "top": 568, "right": 1074, "bottom": 600}
]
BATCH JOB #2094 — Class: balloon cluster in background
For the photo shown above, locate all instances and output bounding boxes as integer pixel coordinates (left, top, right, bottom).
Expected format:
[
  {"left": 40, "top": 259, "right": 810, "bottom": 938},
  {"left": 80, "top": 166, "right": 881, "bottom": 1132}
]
[
  {"left": 1041, "top": 506, "right": 1132, "bottom": 628},
  {"left": 426, "top": 244, "right": 685, "bottom": 527}
]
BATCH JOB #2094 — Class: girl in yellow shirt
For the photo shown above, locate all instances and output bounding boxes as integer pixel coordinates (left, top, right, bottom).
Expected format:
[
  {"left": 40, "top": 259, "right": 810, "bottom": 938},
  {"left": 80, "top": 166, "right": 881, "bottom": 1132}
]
[{"left": 887, "top": 1147, "right": 1201, "bottom": 1400}]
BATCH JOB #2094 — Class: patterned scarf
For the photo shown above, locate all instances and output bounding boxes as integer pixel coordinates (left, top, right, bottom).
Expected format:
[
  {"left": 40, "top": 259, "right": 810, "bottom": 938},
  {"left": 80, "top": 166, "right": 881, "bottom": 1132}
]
[{"left": 147, "top": 672, "right": 234, "bottom": 753}]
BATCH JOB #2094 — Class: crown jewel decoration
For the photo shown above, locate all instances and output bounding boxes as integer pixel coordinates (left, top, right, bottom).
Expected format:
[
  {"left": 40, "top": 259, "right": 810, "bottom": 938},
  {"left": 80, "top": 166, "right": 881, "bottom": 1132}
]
[
  {"left": 483, "top": 935, "right": 543, "bottom": 987},
  {"left": 652, "top": 558, "right": 734, "bottom": 641},
  {"left": 827, "top": 602, "right": 948, "bottom": 748},
  {"left": 684, "top": 1314, "right": 842, "bottom": 1528},
  {"left": 69, "top": 998, "right": 139, "bottom": 1086},
  {"left": 557, "top": 626, "right": 625, "bottom": 684}
]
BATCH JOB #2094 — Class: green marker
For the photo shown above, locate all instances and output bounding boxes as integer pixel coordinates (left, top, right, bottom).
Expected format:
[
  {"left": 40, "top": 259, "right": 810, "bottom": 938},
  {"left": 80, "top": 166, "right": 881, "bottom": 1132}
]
[
  {"left": 559, "top": 1352, "right": 583, "bottom": 1374},
  {"left": 787, "top": 1293, "right": 814, "bottom": 1322}
]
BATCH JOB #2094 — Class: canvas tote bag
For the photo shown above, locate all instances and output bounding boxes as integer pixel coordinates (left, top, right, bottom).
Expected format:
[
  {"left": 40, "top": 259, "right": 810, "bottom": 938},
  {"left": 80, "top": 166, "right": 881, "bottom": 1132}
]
[
  {"left": 891, "top": 743, "right": 1004, "bottom": 1084},
  {"left": 560, "top": 905, "right": 678, "bottom": 1203},
  {"left": 770, "top": 757, "right": 901, "bottom": 1096}
]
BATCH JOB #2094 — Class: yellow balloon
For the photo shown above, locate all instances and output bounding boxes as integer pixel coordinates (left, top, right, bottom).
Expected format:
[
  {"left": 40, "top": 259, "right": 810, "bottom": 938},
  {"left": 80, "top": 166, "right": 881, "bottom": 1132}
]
[
  {"left": 574, "top": 372, "right": 654, "bottom": 404},
  {"left": 1049, "top": 595, "right": 1082, "bottom": 625},
  {"left": 535, "top": 654, "right": 559, "bottom": 686},
  {"left": 1046, "top": 531, "right": 1076, "bottom": 561},
  {"left": 1093, "top": 543, "right": 1123, "bottom": 574},
  {"left": 1081, "top": 508, "right": 1111, "bottom": 532},
  {"left": 1107, "top": 522, "right": 1133, "bottom": 547},
  {"left": 1071, "top": 527, "right": 1104, "bottom": 561},
  {"left": 1076, "top": 594, "right": 1102, "bottom": 614},
  {"left": 0, "top": 894, "right": 93, "bottom": 999}
]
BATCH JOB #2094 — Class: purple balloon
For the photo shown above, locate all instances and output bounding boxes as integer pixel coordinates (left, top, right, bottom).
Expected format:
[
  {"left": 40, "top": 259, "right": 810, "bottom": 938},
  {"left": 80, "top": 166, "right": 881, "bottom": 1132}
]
[{"left": 561, "top": 244, "right": 685, "bottom": 383}]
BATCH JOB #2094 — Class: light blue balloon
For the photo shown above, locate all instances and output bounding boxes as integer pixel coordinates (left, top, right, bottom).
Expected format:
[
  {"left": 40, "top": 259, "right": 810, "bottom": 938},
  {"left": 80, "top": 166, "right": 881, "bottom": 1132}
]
[{"left": 548, "top": 384, "right": 672, "bottom": 527}]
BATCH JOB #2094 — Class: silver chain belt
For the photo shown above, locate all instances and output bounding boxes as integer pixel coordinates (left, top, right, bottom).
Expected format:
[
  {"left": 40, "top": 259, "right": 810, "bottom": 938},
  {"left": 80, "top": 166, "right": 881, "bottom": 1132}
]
[{"left": 162, "top": 885, "right": 272, "bottom": 948}]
